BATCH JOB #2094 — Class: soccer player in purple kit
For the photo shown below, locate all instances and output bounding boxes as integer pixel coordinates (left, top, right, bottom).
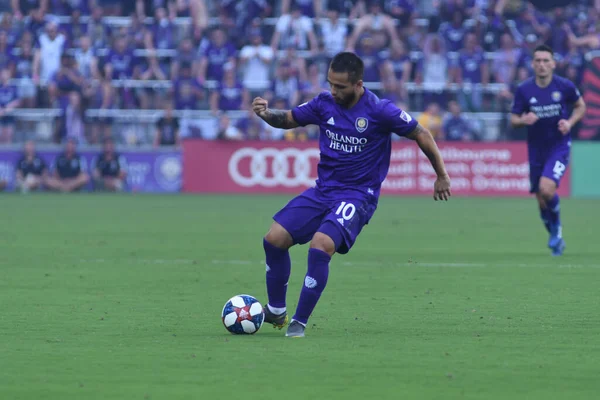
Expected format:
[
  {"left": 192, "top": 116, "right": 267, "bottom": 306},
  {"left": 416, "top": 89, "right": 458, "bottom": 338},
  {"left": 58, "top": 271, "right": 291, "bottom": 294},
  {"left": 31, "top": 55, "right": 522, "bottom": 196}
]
[
  {"left": 252, "top": 52, "right": 452, "bottom": 338},
  {"left": 510, "top": 45, "right": 586, "bottom": 257}
]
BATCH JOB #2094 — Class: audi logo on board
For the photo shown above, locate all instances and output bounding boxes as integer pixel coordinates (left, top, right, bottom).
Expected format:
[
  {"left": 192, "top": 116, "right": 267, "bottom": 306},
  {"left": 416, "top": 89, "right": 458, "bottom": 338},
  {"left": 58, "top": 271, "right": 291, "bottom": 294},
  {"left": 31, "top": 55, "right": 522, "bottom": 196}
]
[{"left": 228, "top": 147, "right": 320, "bottom": 187}]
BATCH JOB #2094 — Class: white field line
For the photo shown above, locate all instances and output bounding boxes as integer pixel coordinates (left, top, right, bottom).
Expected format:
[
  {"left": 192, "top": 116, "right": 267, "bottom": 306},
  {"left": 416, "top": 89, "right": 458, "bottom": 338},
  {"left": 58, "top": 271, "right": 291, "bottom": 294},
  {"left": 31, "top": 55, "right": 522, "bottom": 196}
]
[
  {"left": 79, "top": 258, "right": 195, "bottom": 264},
  {"left": 211, "top": 260, "right": 598, "bottom": 269},
  {"left": 212, "top": 260, "right": 600, "bottom": 268},
  {"left": 76, "top": 258, "right": 600, "bottom": 269}
]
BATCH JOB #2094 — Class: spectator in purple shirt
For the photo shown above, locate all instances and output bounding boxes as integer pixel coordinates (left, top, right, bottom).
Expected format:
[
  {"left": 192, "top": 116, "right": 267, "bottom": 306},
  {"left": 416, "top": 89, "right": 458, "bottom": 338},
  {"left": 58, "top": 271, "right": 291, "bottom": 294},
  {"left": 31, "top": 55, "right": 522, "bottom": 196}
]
[
  {"left": 49, "top": 0, "right": 92, "bottom": 16},
  {"left": 346, "top": 0, "right": 400, "bottom": 52},
  {"left": 513, "top": 3, "right": 550, "bottom": 45},
  {"left": 89, "top": 68, "right": 116, "bottom": 144},
  {"left": 438, "top": 0, "right": 475, "bottom": 20},
  {"left": 87, "top": 6, "right": 111, "bottom": 50},
  {"left": 301, "top": 63, "right": 328, "bottom": 100},
  {"left": 12, "top": 0, "right": 48, "bottom": 21},
  {"left": 0, "top": 31, "right": 14, "bottom": 76},
  {"left": 25, "top": 8, "right": 48, "bottom": 39},
  {"left": 438, "top": 10, "right": 466, "bottom": 52},
  {"left": 210, "top": 66, "right": 249, "bottom": 114},
  {"left": 61, "top": 8, "right": 88, "bottom": 48},
  {"left": 14, "top": 39, "right": 34, "bottom": 79},
  {"left": 355, "top": 36, "right": 384, "bottom": 83},
  {"left": 281, "top": 0, "right": 320, "bottom": 18},
  {"left": 0, "top": 13, "right": 22, "bottom": 47},
  {"left": 48, "top": 54, "right": 83, "bottom": 109},
  {"left": 235, "top": 107, "right": 267, "bottom": 140},
  {"left": 559, "top": 40, "right": 585, "bottom": 86},
  {"left": 516, "top": 34, "right": 539, "bottom": 82},
  {"left": 104, "top": 36, "right": 136, "bottom": 80},
  {"left": 198, "top": 28, "right": 237, "bottom": 84},
  {"left": 171, "top": 62, "right": 204, "bottom": 110},
  {"left": 382, "top": 41, "right": 412, "bottom": 101},
  {"left": 218, "top": 0, "right": 270, "bottom": 36},
  {"left": 135, "top": 50, "right": 168, "bottom": 109},
  {"left": 385, "top": 0, "right": 415, "bottom": 26},
  {"left": 14, "top": 39, "right": 37, "bottom": 107},
  {"left": 146, "top": 7, "right": 176, "bottom": 51},
  {"left": 127, "top": 12, "right": 147, "bottom": 49},
  {"left": 173, "top": 0, "right": 192, "bottom": 17},
  {"left": 548, "top": 8, "right": 570, "bottom": 56},
  {"left": 452, "top": 32, "right": 488, "bottom": 112},
  {"left": 0, "top": 67, "right": 20, "bottom": 143},
  {"left": 266, "top": 60, "right": 299, "bottom": 109},
  {"left": 170, "top": 37, "right": 197, "bottom": 80},
  {"left": 442, "top": 100, "right": 477, "bottom": 141}
]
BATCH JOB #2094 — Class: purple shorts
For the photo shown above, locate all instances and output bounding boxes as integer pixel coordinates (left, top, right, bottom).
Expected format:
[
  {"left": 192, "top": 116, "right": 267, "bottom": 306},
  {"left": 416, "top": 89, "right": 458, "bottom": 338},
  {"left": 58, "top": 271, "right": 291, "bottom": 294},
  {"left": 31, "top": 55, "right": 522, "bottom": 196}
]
[
  {"left": 529, "top": 149, "right": 570, "bottom": 193},
  {"left": 273, "top": 187, "right": 378, "bottom": 254}
]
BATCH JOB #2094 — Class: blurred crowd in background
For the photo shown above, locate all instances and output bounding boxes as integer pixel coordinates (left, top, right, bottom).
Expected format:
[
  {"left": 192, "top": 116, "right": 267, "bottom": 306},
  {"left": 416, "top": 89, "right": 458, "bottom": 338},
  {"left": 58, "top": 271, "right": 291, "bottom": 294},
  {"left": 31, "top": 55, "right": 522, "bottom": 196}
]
[{"left": 0, "top": 0, "right": 599, "bottom": 146}]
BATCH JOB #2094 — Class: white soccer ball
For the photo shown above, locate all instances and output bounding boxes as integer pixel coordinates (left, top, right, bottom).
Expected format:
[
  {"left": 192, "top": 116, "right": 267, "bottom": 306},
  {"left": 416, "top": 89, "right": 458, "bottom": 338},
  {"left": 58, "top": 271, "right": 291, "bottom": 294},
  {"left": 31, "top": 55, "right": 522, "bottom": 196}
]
[{"left": 221, "top": 294, "right": 265, "bottom": 334}]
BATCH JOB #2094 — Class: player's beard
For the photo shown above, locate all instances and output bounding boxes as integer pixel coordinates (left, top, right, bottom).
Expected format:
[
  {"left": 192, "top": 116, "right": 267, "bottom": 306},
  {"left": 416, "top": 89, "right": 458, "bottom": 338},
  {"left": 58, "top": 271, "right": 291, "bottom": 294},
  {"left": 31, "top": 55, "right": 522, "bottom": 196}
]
[{"left": 336, "top": 91, "right": 357, "bottom": 107}]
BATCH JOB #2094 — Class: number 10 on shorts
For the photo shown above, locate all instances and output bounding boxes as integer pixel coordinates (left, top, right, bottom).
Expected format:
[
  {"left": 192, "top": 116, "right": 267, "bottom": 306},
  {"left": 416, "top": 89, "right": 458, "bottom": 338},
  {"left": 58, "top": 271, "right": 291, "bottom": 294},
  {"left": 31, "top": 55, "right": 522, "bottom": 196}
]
[{"left": 335, "top": 202, "right": 356, "bottom": 221}]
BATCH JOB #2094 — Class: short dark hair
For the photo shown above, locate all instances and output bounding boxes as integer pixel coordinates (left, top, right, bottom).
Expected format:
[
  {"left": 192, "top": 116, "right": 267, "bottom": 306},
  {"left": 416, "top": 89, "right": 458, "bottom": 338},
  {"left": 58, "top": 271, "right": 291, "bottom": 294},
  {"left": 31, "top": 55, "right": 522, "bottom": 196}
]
[
  {"left": 533, "top": 44, "right": 554, "bottom": 56},
  {"left": 330, "top": 52, "right": 364, "bottom": 83}
]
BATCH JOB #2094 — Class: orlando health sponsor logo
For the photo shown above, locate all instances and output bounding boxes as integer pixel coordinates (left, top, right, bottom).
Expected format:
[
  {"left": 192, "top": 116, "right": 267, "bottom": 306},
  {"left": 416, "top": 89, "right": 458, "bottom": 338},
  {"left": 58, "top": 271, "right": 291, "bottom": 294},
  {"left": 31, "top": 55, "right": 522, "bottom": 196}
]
[{"left": 325, "top": 129, "right": 367, "bottom": 153}]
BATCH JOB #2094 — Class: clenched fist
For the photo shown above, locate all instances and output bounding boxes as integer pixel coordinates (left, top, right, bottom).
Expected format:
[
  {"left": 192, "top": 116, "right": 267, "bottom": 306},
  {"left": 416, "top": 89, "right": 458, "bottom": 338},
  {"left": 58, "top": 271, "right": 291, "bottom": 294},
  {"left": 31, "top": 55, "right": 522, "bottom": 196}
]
[
  {"left": 252, "top": 97, "right": 269, "bottom": 118},
  {"left": 521, "top": 112, "right": 539, "bottom": 125},
  {"left": 557, "top": 119, "right": 571, "bottom": 135}
]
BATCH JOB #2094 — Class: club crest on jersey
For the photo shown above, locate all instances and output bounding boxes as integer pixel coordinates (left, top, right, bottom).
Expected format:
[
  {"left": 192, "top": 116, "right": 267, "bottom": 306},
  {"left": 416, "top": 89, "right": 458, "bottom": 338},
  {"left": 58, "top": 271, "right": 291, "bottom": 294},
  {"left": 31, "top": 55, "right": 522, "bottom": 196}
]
[
  {"left": 355, "top": 117, "right": 368, "bottom": 133},
  {"left": 399, "top": 110, "right": 412, "bottom": 123},
  {"left": 552, "top": 91, "right": 562, "bottom": 102}
]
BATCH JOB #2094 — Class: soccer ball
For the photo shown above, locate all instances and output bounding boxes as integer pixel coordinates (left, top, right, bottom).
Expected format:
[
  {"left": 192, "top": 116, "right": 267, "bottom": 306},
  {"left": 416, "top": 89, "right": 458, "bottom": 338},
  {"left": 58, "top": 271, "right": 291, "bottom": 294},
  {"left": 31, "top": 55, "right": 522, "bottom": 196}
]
[{"left": 221, "top": 294, "right": 265, "bottom": 334}]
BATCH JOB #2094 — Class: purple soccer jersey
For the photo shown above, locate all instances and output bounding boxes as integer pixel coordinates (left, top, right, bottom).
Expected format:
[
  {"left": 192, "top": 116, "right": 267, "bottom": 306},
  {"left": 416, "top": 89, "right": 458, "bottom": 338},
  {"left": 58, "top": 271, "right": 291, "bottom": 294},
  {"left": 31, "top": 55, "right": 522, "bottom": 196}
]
[
  {"left": 511, "top": 75, "right": 580, "bottom": 191},
  {"left": 292, "top": 89, "right": 417, "bottom": 195},
  {"left": 273, "top": 89, "right": 417, "bottom": 253}
]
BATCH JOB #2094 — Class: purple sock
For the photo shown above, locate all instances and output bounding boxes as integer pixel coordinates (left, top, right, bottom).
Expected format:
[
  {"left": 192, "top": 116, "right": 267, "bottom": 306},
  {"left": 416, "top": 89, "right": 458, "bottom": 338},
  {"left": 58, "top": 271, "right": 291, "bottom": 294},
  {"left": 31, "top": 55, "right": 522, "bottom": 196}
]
[
  {"left": 539, "top": 207, "right": 552, "bottom": 233},
  {"left": 263, "top": 239, "right": 291, "bottom": 309},
  {"left": 547, "top": 194, "right": 561, "bottom": 228},
  {"left": 293, "top": 248, "right": 330, "bottom": 325}
]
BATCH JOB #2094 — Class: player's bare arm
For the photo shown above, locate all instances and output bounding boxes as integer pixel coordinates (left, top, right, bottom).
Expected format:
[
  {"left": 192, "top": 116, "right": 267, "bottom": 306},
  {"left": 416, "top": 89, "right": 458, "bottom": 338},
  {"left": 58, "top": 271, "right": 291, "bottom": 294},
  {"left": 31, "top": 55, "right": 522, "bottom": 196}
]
[
  {"left": 558, "top": 97, "right": 586, "bottom": 135},
  {"left": 510, "top": 112, "right": 539, "bottom": 127},
  {"left": 252, "top": 97, "right": 300, "bottom": 129},
  {"left": 406, "top": 124, "right": 452, "bottom": 201}
]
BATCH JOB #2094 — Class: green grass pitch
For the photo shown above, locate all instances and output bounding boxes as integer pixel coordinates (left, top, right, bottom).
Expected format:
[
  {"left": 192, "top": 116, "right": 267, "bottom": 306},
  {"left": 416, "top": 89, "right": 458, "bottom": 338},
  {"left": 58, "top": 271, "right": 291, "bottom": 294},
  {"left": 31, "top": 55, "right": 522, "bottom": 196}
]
[{"left": 1, "top": 194, "right": 600, "bottom": 399}]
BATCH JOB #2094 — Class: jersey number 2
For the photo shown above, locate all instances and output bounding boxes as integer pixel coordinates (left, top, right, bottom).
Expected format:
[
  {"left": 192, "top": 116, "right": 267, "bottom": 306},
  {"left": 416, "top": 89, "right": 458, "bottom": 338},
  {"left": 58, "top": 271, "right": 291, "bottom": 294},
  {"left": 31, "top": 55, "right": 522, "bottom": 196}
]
[{"left": 552, "top": 161, "right": 566, "bottom": 180}]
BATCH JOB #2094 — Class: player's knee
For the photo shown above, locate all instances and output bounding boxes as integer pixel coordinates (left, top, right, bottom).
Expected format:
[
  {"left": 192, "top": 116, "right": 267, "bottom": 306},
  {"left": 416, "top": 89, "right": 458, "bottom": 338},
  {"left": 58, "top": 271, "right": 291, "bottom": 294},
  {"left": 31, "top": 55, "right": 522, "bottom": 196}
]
[
  {"left": 310, "top": 232, "right": 335, "bottom": 256},
  {"left": 264, "top": 222, "right": 293, "bottom": 250},
  {"left": 538, "top": 179, "right": 556, "bottom": 201}
]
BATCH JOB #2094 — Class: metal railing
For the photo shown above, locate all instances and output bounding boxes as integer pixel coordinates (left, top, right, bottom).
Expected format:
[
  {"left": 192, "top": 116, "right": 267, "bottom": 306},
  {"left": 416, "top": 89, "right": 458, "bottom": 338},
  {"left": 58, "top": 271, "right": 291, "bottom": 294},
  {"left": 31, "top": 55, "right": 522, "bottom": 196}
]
[
  {"left": 8, "top": 78, "right": 508, "bottom": 93},
  {"left": 50, "top": 15, "right": 432, "bottom": 28}
]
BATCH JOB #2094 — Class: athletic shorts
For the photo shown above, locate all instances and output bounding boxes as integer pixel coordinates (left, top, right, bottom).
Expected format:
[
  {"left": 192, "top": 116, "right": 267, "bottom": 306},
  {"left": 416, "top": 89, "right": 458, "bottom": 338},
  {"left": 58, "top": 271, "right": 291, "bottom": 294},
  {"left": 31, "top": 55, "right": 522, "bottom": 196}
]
[
  {"left": 529, "top": 149, "right": 570, "bottom": 193},
  {"left": 273, "top": 187, "right": 378, "bottom": 254}
]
